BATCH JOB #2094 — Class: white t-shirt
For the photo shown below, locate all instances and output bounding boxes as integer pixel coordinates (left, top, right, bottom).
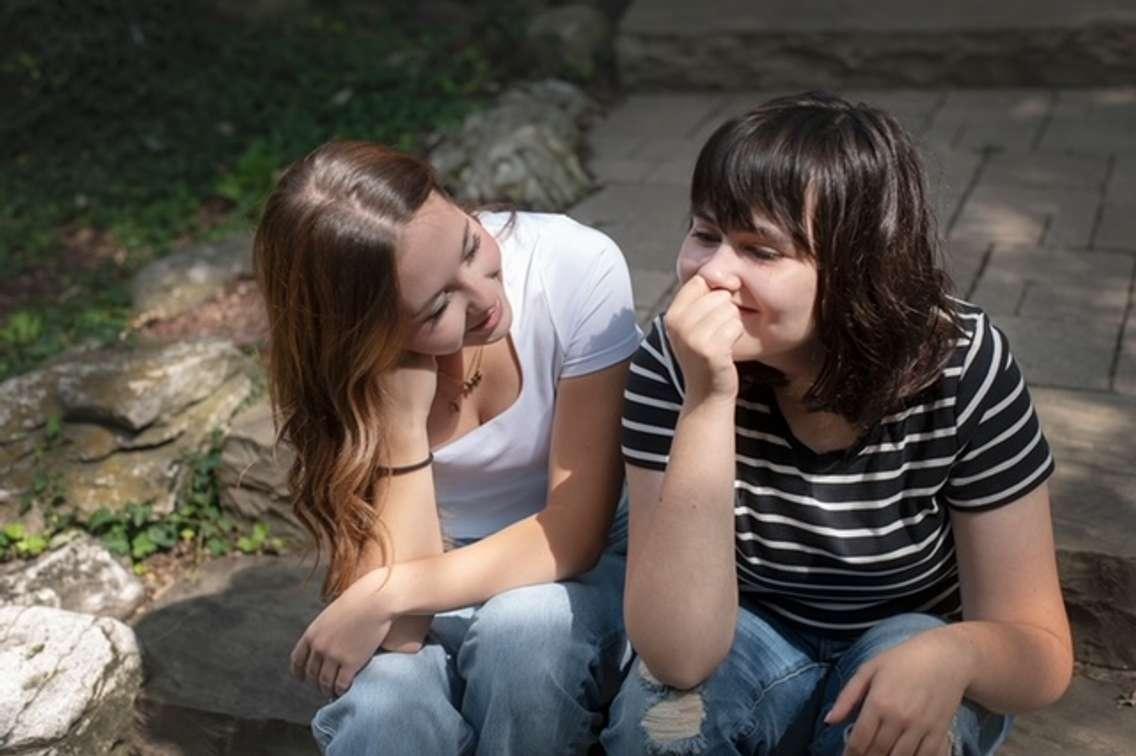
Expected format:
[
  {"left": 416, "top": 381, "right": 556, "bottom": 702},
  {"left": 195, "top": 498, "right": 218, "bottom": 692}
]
[{"left": 432, "top": 212, "right": 641, "bottom": 539}]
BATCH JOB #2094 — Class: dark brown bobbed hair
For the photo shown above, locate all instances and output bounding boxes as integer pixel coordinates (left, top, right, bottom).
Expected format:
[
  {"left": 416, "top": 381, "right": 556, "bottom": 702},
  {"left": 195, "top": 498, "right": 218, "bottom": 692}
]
[
  {"left": 253, "top": 141, "right": 442, "bottom": 600},
  {"left": 691, "top": 91, "right": 958, "bottom": 428}
]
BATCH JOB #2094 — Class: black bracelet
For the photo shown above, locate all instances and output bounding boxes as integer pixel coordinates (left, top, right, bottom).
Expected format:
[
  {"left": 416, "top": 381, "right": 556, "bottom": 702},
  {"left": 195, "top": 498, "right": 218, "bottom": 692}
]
[{"left": 380, "top": 452, "right": 433, "bottom": 476}]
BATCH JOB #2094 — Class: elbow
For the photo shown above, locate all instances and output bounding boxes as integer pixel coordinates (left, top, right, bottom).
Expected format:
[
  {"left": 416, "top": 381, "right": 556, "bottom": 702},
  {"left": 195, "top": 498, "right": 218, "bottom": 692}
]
[
  {"left": 626, "top": 612, "right": 733, "bottom": 691},
  {"left": 636, "top": 651, "right": 726, "bottom": 691}
]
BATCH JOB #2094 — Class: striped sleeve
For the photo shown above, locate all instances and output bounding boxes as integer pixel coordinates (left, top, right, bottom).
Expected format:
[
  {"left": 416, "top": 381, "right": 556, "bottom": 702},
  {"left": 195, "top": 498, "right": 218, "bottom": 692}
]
[
  {"left": 944, "top": 315, "right": 1054, "bottom": 511},
  {"left": 621, "top": 315, "right": 685, "bottom": 471}
]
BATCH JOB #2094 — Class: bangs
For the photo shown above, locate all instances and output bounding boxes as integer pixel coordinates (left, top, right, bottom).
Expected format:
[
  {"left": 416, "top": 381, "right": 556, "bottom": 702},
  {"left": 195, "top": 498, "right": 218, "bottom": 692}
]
[{"left": 690, "top": 112, "right": 819, "bottom": 255}]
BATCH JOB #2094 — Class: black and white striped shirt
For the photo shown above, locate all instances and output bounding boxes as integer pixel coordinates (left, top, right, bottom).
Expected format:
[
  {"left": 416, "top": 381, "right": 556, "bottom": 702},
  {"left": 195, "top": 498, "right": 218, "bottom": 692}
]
[{"left": 621, "top": 300, "right": 1055, "bottom": 635}]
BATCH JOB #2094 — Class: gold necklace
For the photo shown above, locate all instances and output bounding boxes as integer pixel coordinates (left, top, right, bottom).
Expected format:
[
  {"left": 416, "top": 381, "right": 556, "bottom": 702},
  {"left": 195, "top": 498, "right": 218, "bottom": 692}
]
[{"left": 438, "top": 346, "right": 485, "bottom": 412}]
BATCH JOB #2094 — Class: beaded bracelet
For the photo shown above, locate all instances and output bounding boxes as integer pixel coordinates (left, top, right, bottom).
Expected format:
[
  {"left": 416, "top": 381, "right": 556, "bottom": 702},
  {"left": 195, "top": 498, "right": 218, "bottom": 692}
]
[{"left": 379, "top": 452, "right": 433, "bottom": 476}]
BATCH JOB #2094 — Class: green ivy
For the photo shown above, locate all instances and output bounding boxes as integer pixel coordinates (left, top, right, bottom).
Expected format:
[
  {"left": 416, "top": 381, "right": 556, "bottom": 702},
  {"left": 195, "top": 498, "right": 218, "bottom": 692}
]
[{"left": 0, "top": 429, "right": 286, "bottom": 564}]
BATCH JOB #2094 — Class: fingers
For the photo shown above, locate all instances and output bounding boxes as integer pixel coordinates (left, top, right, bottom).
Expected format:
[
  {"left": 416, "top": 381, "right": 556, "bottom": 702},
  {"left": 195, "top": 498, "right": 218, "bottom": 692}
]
[
  {"left": 843, "top": 709, "right": 880, "bottom": 756},
  {"left": 669, "top": 273, "right": 711, "bottom": 313},
  {"left": 334, "top": 665, "right": 356, "bottom": 698},
  {"left": 290, "top": 637, "right": 310, "bottom": 681},
  {"left": 888, "top": 728, "right": 924, "bottom": 756},
  {"left": 317, "top": 658, "right": 341, "bottom": 699},
  {"left": 913, "top": 730, "right": 952, "bottom": 756},
  {"left": 827, "top": 666, "right": 873, "bottom": 724},
  {"left": 305, "top": 647, "right": 324, "bottom": 690}
]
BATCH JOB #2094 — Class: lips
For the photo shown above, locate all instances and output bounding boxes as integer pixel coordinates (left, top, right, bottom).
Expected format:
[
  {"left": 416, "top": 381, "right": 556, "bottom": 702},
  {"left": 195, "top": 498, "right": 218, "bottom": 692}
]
[{"left": 470, "top": 299, "right": 501, "bottom": 333}]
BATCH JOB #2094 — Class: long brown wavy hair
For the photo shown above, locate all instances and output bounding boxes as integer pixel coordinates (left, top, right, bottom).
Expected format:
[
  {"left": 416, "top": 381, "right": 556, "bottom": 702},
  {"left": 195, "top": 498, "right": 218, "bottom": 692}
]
[{"left": 253, "top": 141, "right": 442, "bottom": 600}]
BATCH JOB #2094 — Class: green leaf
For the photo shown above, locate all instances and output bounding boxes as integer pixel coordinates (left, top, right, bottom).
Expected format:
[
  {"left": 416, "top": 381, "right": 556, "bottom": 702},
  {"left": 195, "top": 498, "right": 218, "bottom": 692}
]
[
  {"left": 251, "top": 522, "right": 269, "bottom": 541},
  {"left": 132, "top": 563, "right": 149, "bottom": 576},
  {"left": 236, "top": 536, "right": 256, "bottom": 554},
  {"left": 102, "top": 526, "right": 130, "bottom": 557},
  {"left": 3, "top": 523, "right": 26, "bottom": 541},
  {"left": 131, "top": 532, "right": 157, "bottom": 559},
  {"left": 86, "top": 508, "right": 117, "bottom": 532},
  {"left": 128, "top": 504, "right": 152, "bottom": 529},
  {"left": 206, "top": 537, "right": 229, "bottom": 557},
  {"left": 180, "top": 528, "right": 196, "bottom": 541},
  {"left": 17, "top": 535, "right": 48, "bottom": 557}
]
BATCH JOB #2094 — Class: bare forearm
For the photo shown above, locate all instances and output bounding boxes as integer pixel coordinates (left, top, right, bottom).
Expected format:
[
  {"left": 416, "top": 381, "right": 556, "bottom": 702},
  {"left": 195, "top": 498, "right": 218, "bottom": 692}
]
[
  {"left": 356, "top": 430, "right": 443, "bottom": 651},
  {"left": 626, "top": 398, "right": 739, "bottom": 688},
  {"left": 939, "top": 620, "right": 1074, "bottom": 713},
  {"left": 379, "top": 499, "right": 610, "bottom": 617}
]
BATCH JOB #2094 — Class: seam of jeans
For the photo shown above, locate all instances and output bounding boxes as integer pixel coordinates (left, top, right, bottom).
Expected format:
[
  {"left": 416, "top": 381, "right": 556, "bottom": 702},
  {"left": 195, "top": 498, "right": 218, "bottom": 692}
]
[
  {"left": 311, "top": 714, "right": 335, "bottom": 750},
  {"left": 735, "top": 661, "right": 828, "bottom": 743}
]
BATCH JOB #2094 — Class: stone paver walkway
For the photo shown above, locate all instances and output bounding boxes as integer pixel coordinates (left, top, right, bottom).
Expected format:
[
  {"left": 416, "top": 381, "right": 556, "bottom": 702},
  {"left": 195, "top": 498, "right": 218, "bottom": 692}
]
[{"left": 574, "top": 86, "right": 1136, "bottom": 754}]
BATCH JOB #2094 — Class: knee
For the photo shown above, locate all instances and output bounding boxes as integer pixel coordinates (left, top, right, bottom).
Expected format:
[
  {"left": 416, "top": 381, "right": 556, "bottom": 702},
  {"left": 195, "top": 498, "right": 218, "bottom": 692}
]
[
  {"left": 623, "top": 659, "right": 710, "bottom": 755},
  {"left": 466, "top": 583, "right": 612, "bottom": 672},
  {"left": 858, "top": 613, "right": 946, "bottom": 649},
  {"left": 310, "top": 655, "right": 431, "bottom": 748}
]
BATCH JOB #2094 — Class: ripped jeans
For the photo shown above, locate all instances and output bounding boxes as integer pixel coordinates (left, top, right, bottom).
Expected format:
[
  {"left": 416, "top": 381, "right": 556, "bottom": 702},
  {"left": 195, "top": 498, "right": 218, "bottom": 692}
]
[
  {"left": 600, "top": 605, "right": 1012, "bottom": 755},
  {"left": 310, "top": 500, "right": 629, "bottom": 755}
]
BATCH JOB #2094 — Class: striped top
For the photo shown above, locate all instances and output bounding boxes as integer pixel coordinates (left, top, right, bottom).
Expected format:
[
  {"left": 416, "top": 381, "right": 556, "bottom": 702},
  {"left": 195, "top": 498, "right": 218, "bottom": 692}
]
[{"left": 621, "top": 300, "right": 1054, "bottom": 635}]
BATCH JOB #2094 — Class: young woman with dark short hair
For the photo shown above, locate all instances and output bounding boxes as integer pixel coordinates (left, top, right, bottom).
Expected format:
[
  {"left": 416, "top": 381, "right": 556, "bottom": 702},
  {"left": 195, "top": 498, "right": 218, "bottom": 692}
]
[{"left": 603, "top": 92, "right": 1072, "bottom": 756}]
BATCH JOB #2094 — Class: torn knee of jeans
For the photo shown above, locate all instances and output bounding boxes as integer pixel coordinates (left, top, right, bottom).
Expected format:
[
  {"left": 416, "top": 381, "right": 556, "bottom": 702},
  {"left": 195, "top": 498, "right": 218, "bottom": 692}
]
[{"left": 636, "top": 659, "right": 708, "bottom": 755}]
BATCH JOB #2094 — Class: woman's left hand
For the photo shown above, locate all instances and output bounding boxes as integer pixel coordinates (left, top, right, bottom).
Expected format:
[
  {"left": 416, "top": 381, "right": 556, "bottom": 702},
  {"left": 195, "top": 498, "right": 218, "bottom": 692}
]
[
  {"left": 825, "top": 628, "right": 973, "bottom": 756},
  {"left": 289, "top": 566, "right": 397, "bottom": 698}
]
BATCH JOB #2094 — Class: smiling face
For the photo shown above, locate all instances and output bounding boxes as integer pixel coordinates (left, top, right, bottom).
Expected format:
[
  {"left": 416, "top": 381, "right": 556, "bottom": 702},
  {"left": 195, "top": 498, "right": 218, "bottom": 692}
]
[
  {"left": 676, "top": 212, "right": 820, "bottom": 373},
  {"left": 397, "top": 192, "right": 512, "bottom": 355}
]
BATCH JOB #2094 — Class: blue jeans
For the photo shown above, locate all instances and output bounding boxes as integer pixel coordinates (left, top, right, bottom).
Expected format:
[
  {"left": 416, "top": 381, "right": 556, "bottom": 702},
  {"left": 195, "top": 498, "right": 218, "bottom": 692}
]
[
  {"left": 311, "top": 500, "right": 629, "bottom": 755},
  {"left": 601, "top": 604, "right": 1012, "bottom": 755}
]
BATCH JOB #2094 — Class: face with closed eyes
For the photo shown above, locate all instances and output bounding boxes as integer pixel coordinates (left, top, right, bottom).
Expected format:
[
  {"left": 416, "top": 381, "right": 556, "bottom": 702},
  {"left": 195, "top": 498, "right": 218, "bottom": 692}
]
[
  {"left": 676, "top": 212, "right": 820, "bottom": 372},
  {"left": 398, "top": 192, "right": 512, "bottom": 355}
]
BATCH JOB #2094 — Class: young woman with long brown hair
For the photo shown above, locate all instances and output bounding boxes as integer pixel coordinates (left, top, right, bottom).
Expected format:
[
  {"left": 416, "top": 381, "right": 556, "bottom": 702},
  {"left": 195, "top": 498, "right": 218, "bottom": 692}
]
[
  {"left": 254, "top": 141, "right": 640, "bottom": 754},
  {"left": 603, "top": 92, "right": 1072, "bottom": 755}
]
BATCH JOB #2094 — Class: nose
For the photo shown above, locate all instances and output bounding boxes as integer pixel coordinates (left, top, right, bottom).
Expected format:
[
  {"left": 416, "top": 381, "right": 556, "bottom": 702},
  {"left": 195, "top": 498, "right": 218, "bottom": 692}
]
[
  {"left": 460, "top": 268, "right": 497, "bottom": 316},
  {"left": 697, "top": 243, "right": 741, "bottom": 292}
]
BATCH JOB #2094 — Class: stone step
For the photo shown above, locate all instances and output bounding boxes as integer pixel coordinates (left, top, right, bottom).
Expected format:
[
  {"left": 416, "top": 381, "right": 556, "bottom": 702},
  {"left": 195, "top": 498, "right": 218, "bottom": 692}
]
[
  {"left": 1002, "top": 670, "right": 1136, "bottom": 755},
  {"left": 617, "top": 0, "right": 1136, "bottom": 90}
]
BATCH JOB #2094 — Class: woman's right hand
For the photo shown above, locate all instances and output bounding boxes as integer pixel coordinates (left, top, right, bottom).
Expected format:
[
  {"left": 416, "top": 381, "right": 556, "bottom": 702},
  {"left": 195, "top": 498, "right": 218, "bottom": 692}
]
[
  {"left": 379, "top": 351, "right": 437, "bottom": 457},
  {"left": 664, "top": 275, "right": 743, "bottom": 405}
]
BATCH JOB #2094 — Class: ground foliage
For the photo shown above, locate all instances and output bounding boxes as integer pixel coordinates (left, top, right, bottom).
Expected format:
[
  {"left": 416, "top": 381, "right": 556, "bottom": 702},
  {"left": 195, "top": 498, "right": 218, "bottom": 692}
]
[{"left": 0, "top": 0, "right": 533, "bottom": 380}]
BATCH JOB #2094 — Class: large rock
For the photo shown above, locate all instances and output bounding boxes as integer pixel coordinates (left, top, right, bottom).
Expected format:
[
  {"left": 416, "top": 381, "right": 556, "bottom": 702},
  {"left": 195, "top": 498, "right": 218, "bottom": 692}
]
[
  {"left": 0, "top": 605, "right": 142, "bottom": 755},
  {"left": 430, "top": 80, "right": 598, "bottom": 212},
  {"left": 131, "top": 234, "right": 253, "bottom": 326},
  {"left": 131, "top": 555, "right": 327, "bottom": 726},
  {"left": 217, "top": 399, "right": 305, "bottom": 543},
  {"left": 527, "top": 5, "right": 613, "bottom": 82},
  {"left": 0, "top": 340, "right": 256, "bottom": 527},
  {"left": 0, "top": 533, "right": 144, "bottom": 621},
  {"left": 1058, "top": 550, "right": 1136, "bottom": 670}
]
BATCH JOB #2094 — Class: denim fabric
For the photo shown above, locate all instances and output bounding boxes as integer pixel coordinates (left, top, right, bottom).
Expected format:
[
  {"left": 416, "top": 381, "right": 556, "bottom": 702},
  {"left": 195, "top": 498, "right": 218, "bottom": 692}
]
[
  {"left": 310, "top": 499, "right": 629, "bottom": 755},
  {"left": 601, "top": 605, "right": 1012, "bottom": 756}
]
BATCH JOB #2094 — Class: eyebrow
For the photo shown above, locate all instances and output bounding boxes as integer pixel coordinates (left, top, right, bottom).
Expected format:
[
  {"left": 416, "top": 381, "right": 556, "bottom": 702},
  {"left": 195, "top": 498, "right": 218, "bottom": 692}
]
[
  {"left": 414, "top": 219, "right": 470, "bottom": 319},
  {"left": 691, "top": 213, "right": 790, "bottom": 245}
]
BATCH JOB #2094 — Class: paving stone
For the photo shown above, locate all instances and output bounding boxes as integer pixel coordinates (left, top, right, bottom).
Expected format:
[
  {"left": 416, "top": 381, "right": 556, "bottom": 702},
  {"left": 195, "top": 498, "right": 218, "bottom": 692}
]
[
  {"left": 600, "top": 94, "right": 727, "bottom": 143},
  {"left": 1094, "top": 201, "right": 1136, "bottom": 251},
  {"left": 1106, "top": 156, "right": 1136, "bottom": 200},
  {"left": 1040, "top": 91, "right": 1136, "bottom": 155},
  {"left": 993, "top": 315, "right": 1118, "bottom": 390},
  {"left": 923, "top": 90, "right": 1052, "bottom": 152},
  {"left": 951, "top": 185, "right": 1099, "bottom": 247},
  {"left": 942, "top": 239, "right": 990, "bottom": 298},
  {"left": 630, "top": 268, "right": 677, "bottom": 319},
  {"left": 1001, "top": 673, "right": 1136, "bottom": 755},
  {"left": 588, "top": 156, "right": 658, "bottom": 185},
  {"left": 981, "top": 153, "right": 1111, "bottom": 191},
  {"left": 1034, "top": 387, "right": 1136, "bottom": 547},
  {"left": 1116, "top": 310, "right": 1136, "bottom": 396},
  {"left": 970, "top": 246, "right": 1133, "bottom": 324},
  {"left": 571, "top": 183, "right": 691, "bottom": 273}
]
